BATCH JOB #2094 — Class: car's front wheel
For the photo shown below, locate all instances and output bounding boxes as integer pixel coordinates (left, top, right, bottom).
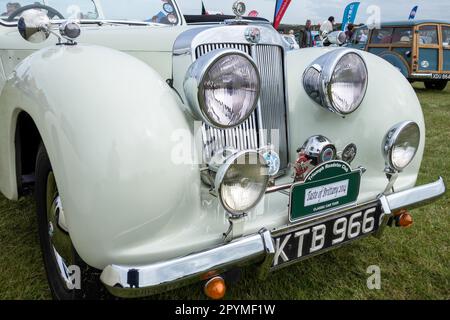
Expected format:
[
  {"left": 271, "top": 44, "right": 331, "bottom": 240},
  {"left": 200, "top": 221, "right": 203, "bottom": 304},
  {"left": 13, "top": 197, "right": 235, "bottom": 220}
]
[
  {"left": 35, "top": 144, "right": 106, "bottom": 300},
  {"left": 424, "top": 80, "right": 448, "bottom": 91}
]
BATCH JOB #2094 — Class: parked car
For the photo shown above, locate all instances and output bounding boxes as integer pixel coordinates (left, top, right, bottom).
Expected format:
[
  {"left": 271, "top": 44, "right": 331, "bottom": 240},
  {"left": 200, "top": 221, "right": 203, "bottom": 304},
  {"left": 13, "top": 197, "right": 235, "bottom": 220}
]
[
  {"left": 0, "top": 1, "right": 446, "bottom": 300},
  {"left": 347, "top": 25, "right": 369, "bottom": 50},
  {"left": 283, "top": 34, "right": 300, "bottom": 50},
  {"left": 347, "top": 20, "right": 450, "bottom": 90}
]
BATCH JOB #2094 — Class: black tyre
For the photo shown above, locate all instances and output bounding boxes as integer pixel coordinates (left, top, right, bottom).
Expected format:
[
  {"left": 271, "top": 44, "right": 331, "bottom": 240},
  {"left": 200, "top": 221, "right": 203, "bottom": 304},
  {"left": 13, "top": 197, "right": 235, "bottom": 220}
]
[
  {"left": 35, "top": 143, "right": 107, "bottom": 300},
  {"left": 424, "top": 80, "right": 448, "bottom": 91}
]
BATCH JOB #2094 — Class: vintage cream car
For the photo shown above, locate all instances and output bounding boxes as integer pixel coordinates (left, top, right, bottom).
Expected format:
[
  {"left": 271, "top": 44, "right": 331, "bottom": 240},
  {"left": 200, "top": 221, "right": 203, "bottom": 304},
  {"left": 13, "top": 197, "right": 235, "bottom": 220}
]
[{"left": 0, "top": 1, "right": 446, "bottom": 299}]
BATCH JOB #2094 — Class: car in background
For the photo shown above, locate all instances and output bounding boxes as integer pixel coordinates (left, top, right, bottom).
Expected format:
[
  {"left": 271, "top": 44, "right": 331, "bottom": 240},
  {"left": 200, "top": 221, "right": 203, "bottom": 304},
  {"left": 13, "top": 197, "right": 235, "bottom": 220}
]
[
  {"left": 283, "top": 34, "right": 300, "bottom": 50},
  {"left": 347, "top": 20, "right": 450, "bottom": 90},
  {"left": 347, "top": 25, "right": 369, "bottom": 50}
]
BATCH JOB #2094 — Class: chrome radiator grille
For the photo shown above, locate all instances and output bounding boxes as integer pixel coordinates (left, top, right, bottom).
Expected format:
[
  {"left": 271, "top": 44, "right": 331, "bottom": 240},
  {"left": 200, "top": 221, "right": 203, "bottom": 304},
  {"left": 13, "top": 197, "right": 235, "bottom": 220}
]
[{"left": 195, "top": 43, "right": 289, "bottom": 170}]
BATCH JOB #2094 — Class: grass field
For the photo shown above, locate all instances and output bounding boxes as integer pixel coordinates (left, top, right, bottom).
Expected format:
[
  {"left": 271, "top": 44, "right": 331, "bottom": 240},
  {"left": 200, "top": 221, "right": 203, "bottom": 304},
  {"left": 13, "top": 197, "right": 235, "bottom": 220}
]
[{"left": 0, "top": 83, "right": 448, "bottom": 300}]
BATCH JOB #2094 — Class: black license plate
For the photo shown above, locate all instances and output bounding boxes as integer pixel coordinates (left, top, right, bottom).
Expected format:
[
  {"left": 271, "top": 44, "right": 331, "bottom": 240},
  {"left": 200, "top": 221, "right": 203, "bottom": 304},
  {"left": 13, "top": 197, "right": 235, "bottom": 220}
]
[
  {"left": 432, "top": 74, "right": 450, "bottom": 80},
  {"left": 272, "top": 203, "right": 384, "bottom": 269}
]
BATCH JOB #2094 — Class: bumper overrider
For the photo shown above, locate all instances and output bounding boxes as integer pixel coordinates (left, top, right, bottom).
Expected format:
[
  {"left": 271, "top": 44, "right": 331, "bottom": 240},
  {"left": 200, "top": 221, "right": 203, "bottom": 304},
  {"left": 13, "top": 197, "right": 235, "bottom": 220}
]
[{"left": 100, "top": 178, "right": 445, "bottom": 298}]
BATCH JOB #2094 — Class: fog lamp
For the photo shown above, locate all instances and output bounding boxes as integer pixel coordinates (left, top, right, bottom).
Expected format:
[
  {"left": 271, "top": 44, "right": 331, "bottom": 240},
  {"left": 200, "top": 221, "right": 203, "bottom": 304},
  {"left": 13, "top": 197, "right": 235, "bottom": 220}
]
[
  {"left": 214, "top": 150, "right": 269, "bottom": 216},
  {"left": 383, "top": 121, "right": 420, "bottom": 172}
]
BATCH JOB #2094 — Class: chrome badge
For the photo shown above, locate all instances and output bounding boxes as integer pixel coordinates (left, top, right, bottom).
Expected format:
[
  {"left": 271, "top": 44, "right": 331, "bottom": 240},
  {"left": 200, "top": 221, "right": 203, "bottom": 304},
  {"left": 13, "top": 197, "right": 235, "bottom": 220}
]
[
  {"left": 341, "top": 143, "right": 358, "bottom": 164},
  {"left": 245, "top": 27, "right": 261, "bottom": 44},
  {"left": 232, "top": 1, "right": 246, "bottom": 18}
]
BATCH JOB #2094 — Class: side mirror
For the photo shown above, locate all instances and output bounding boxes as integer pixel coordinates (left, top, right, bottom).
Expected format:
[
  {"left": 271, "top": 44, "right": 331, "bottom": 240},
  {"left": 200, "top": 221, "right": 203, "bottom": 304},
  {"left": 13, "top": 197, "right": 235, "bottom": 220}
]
[{"left": 18, "top": 9, "right": 51, "bottom": 43}]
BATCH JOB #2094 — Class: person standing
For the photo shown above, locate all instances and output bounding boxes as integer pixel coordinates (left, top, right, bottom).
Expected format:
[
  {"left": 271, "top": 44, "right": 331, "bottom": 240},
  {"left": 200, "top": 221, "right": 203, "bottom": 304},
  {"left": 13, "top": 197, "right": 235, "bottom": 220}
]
[
  {"left": 320, "top": 16, "right": 335, "bottom": 38},
  {"left": 301, "top": 19, "right": 314, "bottom": 48},
  {"left": 345, "top": 23, "right": 355, "bottom": 41}
]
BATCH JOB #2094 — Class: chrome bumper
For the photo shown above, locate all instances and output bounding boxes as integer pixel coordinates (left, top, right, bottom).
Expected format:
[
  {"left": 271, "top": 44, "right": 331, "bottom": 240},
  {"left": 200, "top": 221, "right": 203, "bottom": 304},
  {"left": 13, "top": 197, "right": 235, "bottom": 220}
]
[
  {"left": 411, "top": 73, "right": 434, "bottom": 79},
  {"left": 100, "top": 178, "right": 445, "bottom": 298},
  {"left": 410, "top": 73, "right": 450, "bottom": 79}
]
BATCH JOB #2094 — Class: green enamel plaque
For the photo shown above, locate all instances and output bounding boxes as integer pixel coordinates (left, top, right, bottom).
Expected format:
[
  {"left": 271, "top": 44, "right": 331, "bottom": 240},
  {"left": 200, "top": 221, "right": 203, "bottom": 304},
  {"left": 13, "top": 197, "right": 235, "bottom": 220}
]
[{"left": 290, "top": 161, "right": 362, "bottom": 222}]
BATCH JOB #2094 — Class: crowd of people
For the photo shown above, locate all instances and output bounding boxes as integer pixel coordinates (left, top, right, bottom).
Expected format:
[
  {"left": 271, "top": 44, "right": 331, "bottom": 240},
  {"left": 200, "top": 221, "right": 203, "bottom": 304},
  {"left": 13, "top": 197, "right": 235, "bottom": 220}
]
[{"left": 280, "top": 15, "right": 362, "bottom": 48}]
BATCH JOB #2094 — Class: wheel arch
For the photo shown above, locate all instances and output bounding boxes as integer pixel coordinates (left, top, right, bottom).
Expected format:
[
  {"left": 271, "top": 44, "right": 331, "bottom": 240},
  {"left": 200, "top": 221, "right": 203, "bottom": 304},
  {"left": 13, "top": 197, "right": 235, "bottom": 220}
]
[
  {"left": 14, "top": 110, "right": 43, "bottom": 196},
  {"left": 378, "top": 51, "right": 411, "bottom": 78},
  {"left": 0, "top": 43, "right": 202, "bottom": 268}
]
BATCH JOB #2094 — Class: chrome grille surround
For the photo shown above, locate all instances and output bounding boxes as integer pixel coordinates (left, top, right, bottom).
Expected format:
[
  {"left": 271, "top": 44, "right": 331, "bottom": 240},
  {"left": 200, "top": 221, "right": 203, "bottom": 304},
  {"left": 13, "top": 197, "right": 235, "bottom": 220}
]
[{"left": 173, "top": 25, "right": 290, "bottom": 172}]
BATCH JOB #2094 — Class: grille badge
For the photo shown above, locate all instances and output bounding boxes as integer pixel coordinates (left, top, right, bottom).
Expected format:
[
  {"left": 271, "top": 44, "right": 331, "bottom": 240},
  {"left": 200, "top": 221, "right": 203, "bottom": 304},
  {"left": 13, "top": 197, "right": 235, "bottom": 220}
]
[{"left": 245, "top": 27, "right": 261, "bottom": 44}]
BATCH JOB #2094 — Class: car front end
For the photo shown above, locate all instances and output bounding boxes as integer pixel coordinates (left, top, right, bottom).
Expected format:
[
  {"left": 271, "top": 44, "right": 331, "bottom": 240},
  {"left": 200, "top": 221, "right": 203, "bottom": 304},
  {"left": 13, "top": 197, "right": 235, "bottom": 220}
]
[
  {"left": 0, "top": 1, "right": 446, "bottom": 300},
  {"left": 92, "top": 23, "right": 445, "bottom": 298}
]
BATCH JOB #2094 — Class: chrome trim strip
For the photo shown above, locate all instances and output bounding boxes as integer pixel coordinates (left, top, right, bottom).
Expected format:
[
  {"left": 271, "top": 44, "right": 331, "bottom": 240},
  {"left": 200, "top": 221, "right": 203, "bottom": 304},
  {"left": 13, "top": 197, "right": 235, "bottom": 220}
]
[
  {"left": 100, "top": 178, "right": 445, "bottom": 298},
  {"left": 0, "top": 55, "right": 6, "bottom": 79},
  {"left": 173, "top": 24, "right": 285, "bottom": 57}
]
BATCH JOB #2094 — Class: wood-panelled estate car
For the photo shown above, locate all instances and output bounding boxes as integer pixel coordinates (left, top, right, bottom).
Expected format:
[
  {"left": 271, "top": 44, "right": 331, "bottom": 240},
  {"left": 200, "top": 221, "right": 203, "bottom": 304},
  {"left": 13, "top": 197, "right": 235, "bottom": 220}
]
[{"left": 349, "top": 20, "right": 450, "bottom": 90}]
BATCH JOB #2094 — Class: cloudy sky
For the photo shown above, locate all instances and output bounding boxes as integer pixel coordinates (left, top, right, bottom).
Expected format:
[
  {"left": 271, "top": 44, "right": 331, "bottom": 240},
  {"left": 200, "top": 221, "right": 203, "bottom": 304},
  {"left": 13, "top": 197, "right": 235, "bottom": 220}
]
[{"left": 177, "top": 0, "right": 449, "bottom": 25}]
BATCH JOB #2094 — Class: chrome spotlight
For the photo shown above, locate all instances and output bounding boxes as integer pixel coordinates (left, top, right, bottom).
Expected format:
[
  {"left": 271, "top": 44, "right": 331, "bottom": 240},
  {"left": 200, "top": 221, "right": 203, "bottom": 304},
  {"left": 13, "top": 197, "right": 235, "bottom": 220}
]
[{"left": 383, "top": 121, "right": 420, "bottom": 172}]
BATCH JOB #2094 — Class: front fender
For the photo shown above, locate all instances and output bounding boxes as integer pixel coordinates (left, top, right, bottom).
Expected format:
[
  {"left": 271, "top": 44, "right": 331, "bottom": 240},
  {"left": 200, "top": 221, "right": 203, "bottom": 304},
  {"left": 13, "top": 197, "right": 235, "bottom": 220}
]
[
  {"left": 0, "top": 44, "right": 205, "bottom": 268},
  {"left": 285, "top": 47, "right": 425, "bottom": 197}
]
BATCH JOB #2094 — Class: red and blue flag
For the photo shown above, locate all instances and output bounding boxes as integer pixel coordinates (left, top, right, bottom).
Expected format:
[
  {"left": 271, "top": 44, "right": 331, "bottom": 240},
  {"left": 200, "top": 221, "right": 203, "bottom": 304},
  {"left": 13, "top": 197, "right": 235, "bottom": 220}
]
[{"left": 273, "top": 0, "right": 292, "bottom": 29}]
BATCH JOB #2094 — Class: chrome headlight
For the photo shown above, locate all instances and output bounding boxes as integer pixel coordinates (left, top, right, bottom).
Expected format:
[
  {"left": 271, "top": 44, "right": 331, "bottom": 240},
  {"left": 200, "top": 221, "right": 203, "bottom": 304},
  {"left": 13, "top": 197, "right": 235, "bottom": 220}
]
[
  {"left": 383, "top": 121, "right": 420, "bottom": 172},
  {"left": 214, "top": 150, "right": 269, "bottom": 215},
  {"left": 303, "top": 49, "right": 368, "bottom": 115},
  {"left": 326, "top": 31, "right": 347, "bottom": 45},
  {"left": 184, "top": 49, "right": 261, "bottom": 129}
]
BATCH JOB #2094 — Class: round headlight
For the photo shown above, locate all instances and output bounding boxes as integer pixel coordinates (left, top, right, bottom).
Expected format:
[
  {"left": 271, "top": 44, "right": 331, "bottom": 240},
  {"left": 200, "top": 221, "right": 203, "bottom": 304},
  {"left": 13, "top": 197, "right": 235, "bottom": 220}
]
[
  {"left": 215, "top": 150, "right": 269, "bottom": 215},
  {"left": 184, "top": 49, "right": 261, "bottom": 129},
  {"left": 303, "top": 49, "right": 368, "bottom": 115},
  {"left": 329, "top": 53, "right": 368, "bottom": 114},
  {"left": 383, "top": 121, "right": 420, "bottom": 172}
]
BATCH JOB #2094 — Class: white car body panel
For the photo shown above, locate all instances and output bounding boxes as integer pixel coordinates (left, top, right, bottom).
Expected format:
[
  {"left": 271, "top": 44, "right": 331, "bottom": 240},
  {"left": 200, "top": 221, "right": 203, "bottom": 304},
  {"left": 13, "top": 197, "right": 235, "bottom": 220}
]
[
  {"left": 0, "top": 24, "right": 192, "bottom": 82},
  {"left": 0, "top": 19, "right": 425, "bottom": 269}
]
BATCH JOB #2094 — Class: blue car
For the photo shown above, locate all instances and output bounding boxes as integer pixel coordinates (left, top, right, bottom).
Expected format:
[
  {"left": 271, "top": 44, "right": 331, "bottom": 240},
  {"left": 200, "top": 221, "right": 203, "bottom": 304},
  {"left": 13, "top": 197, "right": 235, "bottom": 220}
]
[{"left": 348, "top": 20, "right": 450, "bottom": 90}]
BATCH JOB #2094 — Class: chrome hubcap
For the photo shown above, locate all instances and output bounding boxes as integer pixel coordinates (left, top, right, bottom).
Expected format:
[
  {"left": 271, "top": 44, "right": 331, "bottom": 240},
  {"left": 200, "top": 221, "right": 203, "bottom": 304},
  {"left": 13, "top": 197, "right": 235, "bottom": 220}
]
[{"left": 46, "top": 172, "right": 75, "bottom": 290}]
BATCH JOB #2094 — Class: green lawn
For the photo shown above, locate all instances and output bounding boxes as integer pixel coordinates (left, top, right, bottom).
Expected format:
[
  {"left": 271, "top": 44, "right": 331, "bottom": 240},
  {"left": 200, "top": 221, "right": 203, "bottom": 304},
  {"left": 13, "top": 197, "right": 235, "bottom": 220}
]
[{"left": 0, "top": 83, "right": 448, "bottom": 300}]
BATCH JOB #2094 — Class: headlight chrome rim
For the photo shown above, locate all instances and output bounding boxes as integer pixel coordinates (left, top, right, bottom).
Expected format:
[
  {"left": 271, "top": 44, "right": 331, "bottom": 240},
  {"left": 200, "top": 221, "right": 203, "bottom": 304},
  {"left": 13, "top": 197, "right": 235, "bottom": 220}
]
[
  {"left": 303, "top": 48, "right": 368, "bottom": 116},
  {"left": 383, "top": 121, "right": 421, "bottom": 172},
  {"left": 184, "top": 49, "right": 261, "bottom": 129},
  {"left": 214, "top": 150, "right": 269, "bottom": 216}
]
